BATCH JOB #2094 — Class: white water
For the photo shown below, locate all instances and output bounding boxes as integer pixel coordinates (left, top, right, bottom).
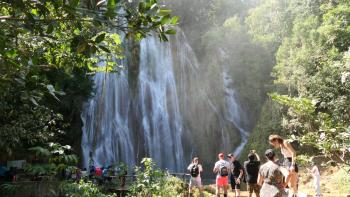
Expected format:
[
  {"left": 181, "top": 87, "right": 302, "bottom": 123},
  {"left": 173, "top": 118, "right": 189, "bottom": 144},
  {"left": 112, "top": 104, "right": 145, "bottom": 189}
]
[
  {"left": 223, "top": 71, "right": 249, "bottom": 156},
  {"left": 81, "top": 66, "right": 136, "bottom": 168},
  {"left": 81, "top": 36, "right": 185, "bottom": 171},
  {"left": 138, "top": 36, "right": 185, "bottom": 171},
  {"left": 81, "top": 31, "right": 250, "bottom": 171}
]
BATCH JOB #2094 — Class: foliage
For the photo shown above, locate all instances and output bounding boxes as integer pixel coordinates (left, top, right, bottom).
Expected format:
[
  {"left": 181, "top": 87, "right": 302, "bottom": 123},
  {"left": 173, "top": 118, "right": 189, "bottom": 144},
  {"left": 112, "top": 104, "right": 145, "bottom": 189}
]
[
  {"left": 246, "top": 0, "right": 292, "bottom": 47},
  {"left": 24, "top": 142, "right": 78, "bottom": 176},
  {"left": 239, "top": 99, "right": 286, "bottom": 162},
  {"left": 0, "top": 0, "right": 178, "bottom": 159},
  {"left": 157, "top": 176, "right": 187, "bottom": 197},
  {"left": 270, "top": 93, "right": 350, "bottom": 165},
  {"left": 129, "top": 158, "right": 185, "bottom": 197},
  {"left": 129, "top": 158, "right": 165, "bottom": 196},
  {"left": 116, "top": 162, "right": 128, "bottom": 176},
  {"left": 60, "top": 180, "right": 116, "bottom": 197},
  {"left": 247, "top": 0, "right": 350, "bottom": 165}
]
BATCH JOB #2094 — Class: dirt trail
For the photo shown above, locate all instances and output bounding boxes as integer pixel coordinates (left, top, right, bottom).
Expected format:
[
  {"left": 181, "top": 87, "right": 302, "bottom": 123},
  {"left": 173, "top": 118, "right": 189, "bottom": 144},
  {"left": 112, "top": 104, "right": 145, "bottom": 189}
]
[{"left": 205, "top": 189, "right": 348, "bottom": 197}]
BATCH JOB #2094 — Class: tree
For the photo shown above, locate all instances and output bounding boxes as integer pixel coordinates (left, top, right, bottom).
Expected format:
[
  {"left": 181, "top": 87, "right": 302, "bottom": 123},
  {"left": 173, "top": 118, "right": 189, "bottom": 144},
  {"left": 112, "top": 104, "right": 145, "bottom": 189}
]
[
  {"left": 247, "top": 0, "right": 350, "bottom": 165},
  {"left": 0, "top": 0, "right": 178, "bottom": 159}
]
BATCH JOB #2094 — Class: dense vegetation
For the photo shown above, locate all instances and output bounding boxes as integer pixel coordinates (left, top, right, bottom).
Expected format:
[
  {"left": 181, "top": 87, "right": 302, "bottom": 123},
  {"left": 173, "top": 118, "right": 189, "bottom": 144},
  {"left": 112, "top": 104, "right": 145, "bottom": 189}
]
[{"left": 242, "top": 0, "right": 350, "bottom": 166}]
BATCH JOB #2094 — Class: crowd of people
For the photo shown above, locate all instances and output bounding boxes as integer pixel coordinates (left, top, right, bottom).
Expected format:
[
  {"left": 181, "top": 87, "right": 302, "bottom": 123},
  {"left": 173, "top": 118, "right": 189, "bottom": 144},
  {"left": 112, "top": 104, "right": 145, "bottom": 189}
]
[{"left": 187, "top": 134, "right": 322, "bottom": 197}]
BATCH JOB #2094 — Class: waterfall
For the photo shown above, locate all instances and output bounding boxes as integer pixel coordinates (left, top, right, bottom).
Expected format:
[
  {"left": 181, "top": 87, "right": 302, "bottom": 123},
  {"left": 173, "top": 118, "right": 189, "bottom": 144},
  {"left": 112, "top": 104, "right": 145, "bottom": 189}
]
[
  {"left": 223, "top": 71, "right": 249, "bottom": 156},
  {"left": 81, "top": 36, "right": 184, "bottom": 171},
  {"left": 138, "top": 36, "right": 184, "bottom": 171},
  {"left": 81, "top": 30, "right": 250, "bottom": 172},
  {"left": 81, "top": 67, "right": 136, "bottom": 168}
]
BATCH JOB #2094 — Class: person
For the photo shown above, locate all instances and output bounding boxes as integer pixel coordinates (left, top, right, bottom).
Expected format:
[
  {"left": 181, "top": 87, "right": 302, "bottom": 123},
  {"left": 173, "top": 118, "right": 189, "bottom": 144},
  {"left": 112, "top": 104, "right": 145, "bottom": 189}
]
[
  {"left": 89, "top": 164, "right": 96, "bottom": 179},
  {"left": 81, "top": 168, "right": 87, "bottom": 179},
  {"left": 244, "top": 150, "right": 261, "bottom": 197},
  {"left": 213, "top": 153, "right": 231, "bottom": 197},
  {"left": 187, "top": 157, "right": 203, "bottom": 196},
  {"left": 76, "top": 168, "right": 82, "bottom": 181},
  {"left": 269, "top": 134, "right": 298, "bottom": 196},
  {"left": 307, "top": 162, "right": 321, "bottom": 197},
  {"left": 227, "top": 153, "right": 243, "bottom": 197},
  {"left": 258, "top": 149, "right": 289, "bottom": 197}
]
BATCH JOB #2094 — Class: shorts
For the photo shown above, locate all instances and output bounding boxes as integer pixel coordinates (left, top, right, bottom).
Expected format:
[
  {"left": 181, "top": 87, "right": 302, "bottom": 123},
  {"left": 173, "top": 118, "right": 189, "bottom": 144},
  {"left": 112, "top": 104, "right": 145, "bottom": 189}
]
[
  {"left": 230, "top": 176, "right": 240, "bottom": 190},
  {"left": 247, "top": 183, "right": 260, "bottom": 194},
  {"left": 216, "top": 176, "right": 229, "bottom": 187},
  {"left": 283, "top": 158, "right": 299, "bottom": 173},
  {"left": 189, "top": 177, "right": 202, "bottom": 187}
]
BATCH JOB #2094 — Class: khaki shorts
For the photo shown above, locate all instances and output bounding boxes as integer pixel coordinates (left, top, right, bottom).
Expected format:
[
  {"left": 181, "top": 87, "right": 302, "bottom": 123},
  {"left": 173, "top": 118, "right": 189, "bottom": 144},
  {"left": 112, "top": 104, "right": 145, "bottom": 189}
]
[
  {"left": 247, "top": 183, "right": 260, "bottom": 194},
  {"left": 189, "top": 177, "right": 202, "bottom": 187}
]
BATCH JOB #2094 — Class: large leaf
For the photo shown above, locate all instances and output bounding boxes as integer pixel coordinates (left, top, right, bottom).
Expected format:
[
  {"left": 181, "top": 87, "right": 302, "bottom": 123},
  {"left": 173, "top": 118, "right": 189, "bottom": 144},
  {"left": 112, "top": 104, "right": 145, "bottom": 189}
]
[
  {"left": 95, "top": 33, "right": 106, "bottom": 43},
  {"left": 107, "top": 0, "right": 118, "bottom": 10}
]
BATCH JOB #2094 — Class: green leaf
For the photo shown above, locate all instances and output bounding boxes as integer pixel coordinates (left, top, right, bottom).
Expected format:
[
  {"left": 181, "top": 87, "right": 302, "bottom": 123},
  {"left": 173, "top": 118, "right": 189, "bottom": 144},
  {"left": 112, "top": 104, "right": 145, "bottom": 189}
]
[
  {"left": 159, "top": 9, "right": 172, "bottom": 16},
  {"left": 170, "top": 16, "right": 179, "bottom": 25},
  {"left": 46, "top": 24, "right": 54, "bottom": 34},
  {"left": 95, "top": 33, "right": 106, "bottom": 43},
  {"left": 110, "top": 34, "right": 121, "bottom": 44},
  {"left": 99, "top": 45, "right": 111, "bottom": 53},
  {"left": 160, "top": 15, "right": 171, "bottom": 25},
  {"left": 26, "top": 13, "right": 35, "bottom": 23},
  {"left": 30, "top": 97, "right": 39, "bottom": 106},
  {"left": 31, "top": 9, "right": 39, "bottom": 16},
  {"left": 165, "top": 29, "right": 176, "bottom": 35},
  {"left": 107, "top": 0, "right": 118, "bottom": 10},
  {"left": 77, "top": 41, "right": 87, "bottom": 53}
]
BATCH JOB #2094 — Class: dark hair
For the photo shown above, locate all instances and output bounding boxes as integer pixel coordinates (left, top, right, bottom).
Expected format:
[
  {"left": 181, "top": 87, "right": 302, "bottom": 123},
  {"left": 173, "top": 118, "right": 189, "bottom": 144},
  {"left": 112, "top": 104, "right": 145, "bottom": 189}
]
[
  {"left": 248, "top": 153, "right": 255, "bottom": 161},
  {"left": 265, "top": 149, "right": 275, "bottom": 161}
]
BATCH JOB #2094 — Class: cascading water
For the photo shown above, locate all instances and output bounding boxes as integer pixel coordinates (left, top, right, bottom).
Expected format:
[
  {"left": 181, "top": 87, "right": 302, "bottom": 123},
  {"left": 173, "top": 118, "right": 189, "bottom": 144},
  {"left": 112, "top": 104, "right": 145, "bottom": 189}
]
[
  {"left": 81, "top": 36, "right": 184, "bottom": 171},
  {"left": 223, "top": 71, "right": 249, "bottom": 156},
  {"left": 137, "top": 36, "right": 184, "bottom": 171},
  {"left": 81, "top": 66, "right": 136, "bottom": 168},
  {"left": 81, "top": 29, "right": 250, "bottom": 172}
]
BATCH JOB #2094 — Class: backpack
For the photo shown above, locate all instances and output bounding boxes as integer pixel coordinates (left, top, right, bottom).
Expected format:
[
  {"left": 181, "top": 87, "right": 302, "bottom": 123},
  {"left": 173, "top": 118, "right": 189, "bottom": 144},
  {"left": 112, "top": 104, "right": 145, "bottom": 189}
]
[
  {"left": 244, "top": 161, "right": 260, "bottom": 183},
  {"left": 190, "top": 164, "right": 199, "bottom": 177},
  {"left": 220, "top": 164, "right": 229, "bottom": 177}
]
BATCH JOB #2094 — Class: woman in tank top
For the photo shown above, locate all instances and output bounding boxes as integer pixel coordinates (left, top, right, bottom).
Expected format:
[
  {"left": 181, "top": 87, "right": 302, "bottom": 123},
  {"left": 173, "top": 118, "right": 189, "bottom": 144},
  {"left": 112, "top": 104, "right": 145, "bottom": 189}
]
[{"left": 269, "top": 134, "right": 298, "bottom": 197}]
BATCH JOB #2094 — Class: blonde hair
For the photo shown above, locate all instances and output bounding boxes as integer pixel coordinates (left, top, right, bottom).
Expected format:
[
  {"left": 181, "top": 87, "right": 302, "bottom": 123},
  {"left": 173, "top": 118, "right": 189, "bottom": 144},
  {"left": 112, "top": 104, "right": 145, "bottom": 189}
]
[{"left": 269, "top": 134, "right": 284, "bottom": 144}]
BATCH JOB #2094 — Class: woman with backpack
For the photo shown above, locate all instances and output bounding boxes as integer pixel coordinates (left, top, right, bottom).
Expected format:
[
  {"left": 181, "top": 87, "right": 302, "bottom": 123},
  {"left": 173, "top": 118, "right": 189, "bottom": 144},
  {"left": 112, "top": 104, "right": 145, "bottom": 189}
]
[
  {"left": 269, "top": 134, "right": 298, "bottom": 197},
  {"left": 187, "top": 157, "right": 203, "bottom": 196}
]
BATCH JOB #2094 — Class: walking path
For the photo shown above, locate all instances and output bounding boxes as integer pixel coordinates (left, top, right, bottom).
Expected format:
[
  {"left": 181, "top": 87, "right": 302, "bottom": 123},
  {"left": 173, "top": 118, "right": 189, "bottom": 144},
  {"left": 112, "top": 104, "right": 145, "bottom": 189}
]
[{"left": 204, "top": 187, "right": 348, "bottom": 197}]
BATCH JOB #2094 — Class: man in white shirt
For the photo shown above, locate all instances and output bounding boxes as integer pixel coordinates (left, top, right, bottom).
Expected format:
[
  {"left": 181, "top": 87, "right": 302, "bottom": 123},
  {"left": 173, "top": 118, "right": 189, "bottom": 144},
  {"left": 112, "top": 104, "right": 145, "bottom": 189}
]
[
  {"left": 187, "top": 157, "right": 203, "bottom": 196},
  {"left": 213, "top": 153, "right": 231, "bottom": 197}
]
